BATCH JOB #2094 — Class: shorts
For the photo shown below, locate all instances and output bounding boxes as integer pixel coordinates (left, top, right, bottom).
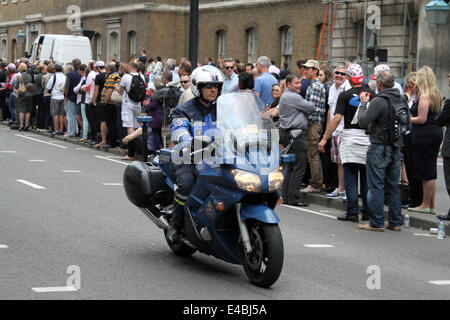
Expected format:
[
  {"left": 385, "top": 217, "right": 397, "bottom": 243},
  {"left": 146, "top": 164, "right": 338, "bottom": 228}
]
[
  {"left": 50, "top": 99, "right": 66, "bottom": 116},
  {"left": 331, "top": 133, "right": 342, "bottom": 164},
  {"left": 121, "top": 103, "right": 141, "bottom": 128},
  {"left": 96, "top": 103, "right": 106, "bottom": 122},
  {"left": 75, "top": 103, "right": 82, "bottom": 116}
]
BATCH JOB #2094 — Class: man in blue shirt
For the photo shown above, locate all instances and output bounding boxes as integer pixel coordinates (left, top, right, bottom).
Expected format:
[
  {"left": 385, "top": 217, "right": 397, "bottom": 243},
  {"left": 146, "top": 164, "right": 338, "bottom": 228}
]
[{"left": 254, "top": 56, "right": 278, "bottom": 106}]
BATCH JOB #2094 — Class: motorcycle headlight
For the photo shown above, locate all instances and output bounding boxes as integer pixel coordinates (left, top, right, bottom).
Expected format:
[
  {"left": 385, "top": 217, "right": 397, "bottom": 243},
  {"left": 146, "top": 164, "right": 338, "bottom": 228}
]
[
  {"left": 268, "top": 166, "right": 284, "bottom": 191},
  {"left": 231, "top": 169, "right": 262, "bottom": 192}
]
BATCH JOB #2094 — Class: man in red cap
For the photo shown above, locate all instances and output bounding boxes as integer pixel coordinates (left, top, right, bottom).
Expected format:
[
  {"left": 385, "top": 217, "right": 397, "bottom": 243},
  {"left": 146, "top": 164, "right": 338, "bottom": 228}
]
[{"left": 318, "top": 64, "right": 375, "bottom": 223}]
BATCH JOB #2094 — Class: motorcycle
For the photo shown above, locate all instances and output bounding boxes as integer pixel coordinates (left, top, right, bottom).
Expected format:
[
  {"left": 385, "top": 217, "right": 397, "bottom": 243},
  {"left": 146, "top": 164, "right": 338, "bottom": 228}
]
[{"left": 123, "top": 93, "right": 295, "bottom": 288}]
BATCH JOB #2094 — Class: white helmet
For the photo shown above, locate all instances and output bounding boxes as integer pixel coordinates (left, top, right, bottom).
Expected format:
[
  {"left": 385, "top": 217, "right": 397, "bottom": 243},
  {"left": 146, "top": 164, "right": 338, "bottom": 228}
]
[{"left": 190, "top": 65, "right": 224, "bottom": 99}]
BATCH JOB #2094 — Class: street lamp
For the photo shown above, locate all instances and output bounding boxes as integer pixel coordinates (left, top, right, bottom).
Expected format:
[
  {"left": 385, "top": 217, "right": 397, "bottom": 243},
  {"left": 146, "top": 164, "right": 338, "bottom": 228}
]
[
  {"left": 425, "top": 0, "right": 450, "bottom": 25},
  {"left": 16, "top": 28, "right": 26, "bottom": 44}
]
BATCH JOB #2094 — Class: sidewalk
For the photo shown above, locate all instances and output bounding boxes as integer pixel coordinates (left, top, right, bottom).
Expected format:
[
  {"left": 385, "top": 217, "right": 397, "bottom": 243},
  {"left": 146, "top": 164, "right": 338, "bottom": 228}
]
[
  {"left": 302, "top": 192, "right": 449, "bottom": 236},
  {"left": 3, "top": 123, "right": 147, "bottom": 161}
]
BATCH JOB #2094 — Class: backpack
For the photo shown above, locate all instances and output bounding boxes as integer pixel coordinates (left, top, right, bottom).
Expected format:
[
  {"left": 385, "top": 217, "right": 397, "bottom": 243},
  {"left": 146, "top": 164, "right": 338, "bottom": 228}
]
[
  {"left": 383, "top": 96, "right": 411, "bottom": 146},
  {"left": 152, "top": 86, "right": 183, "bottom": 127},
  {"left": 127, "top": 74, "right": 147, "bottom": 102}
]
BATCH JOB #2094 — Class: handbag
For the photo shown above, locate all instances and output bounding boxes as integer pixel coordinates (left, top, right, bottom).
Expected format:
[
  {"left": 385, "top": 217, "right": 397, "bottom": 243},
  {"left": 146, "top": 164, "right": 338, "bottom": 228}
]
[
  {"left": 111, "top": 89, "right": 122, "bottom": 104},
  {"left": 17, "top": 76, "right": 27, "bottom": 95}
]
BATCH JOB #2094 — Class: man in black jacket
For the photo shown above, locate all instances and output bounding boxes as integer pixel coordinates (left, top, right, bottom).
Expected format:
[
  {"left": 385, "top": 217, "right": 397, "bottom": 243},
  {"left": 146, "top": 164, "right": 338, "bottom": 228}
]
[
  {"left": 357, "top": 71, "right": 410, "bottom": 232},
  {"left": 435, "top": 73, "right": 450, "bottom": 220}
]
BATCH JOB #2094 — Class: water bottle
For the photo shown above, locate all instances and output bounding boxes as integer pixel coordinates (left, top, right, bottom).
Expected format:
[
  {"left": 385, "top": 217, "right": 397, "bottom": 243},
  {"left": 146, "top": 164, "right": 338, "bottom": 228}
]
[
  {"left": 438, "top": 220, "right": 445, "bottom": 240},
  {"left": 404, "top": 213, "right": 410, "bottom": 228}
]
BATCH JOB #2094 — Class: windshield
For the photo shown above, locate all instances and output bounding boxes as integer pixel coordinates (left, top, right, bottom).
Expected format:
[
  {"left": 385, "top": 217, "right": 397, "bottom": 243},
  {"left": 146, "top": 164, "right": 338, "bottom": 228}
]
[
  {"left": 217, "top": 93, "right": 275, "bottom": 133},
  {"left": 214, "top": 93, "right": 279, "bottom": 170}
]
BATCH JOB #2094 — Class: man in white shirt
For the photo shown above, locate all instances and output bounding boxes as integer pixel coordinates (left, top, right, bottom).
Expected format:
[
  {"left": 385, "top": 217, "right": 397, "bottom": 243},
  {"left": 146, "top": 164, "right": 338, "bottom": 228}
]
[
  {"left": 118, "top": 61, "right": 145, "bottom": 137},
  {"left": 83, "top": 61, "right": 99, "bottom": 143},
  {"left": 325, "top": 66, "right": 352, "bottom": 198},
  {"left": 46, "top": 64, "right": 67, "bottom": 135}
]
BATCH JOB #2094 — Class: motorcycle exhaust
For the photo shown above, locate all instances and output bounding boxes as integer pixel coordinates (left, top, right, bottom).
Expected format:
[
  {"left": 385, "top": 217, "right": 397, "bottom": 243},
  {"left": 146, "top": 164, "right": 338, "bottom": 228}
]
[{"left": 139, "top": 208, "right": 170, "bottom": 230}]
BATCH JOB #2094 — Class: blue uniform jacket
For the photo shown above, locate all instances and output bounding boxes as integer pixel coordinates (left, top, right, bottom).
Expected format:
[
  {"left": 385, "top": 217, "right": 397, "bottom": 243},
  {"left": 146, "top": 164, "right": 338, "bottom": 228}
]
[{"left": 170, "top": 97, "right": 217, "bottom": 148}]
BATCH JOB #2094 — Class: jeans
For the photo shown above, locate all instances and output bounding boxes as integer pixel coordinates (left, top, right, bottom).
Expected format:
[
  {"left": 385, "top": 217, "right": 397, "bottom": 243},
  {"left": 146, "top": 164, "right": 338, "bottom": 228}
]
[
  {"left": 366, "top": 145, "right": 402, "bottom": 228},
  {"left": 9, "top": 94, "right": 16, "bottom": 123},
  {"left": 67, "top": 100, "right": 78, "bottom": 136},
  {"left": 343, "top": 163, "right": 368, "bottom": 216},
  {"left": 80, "top": 103, "right": 89, "bottom": 139}
]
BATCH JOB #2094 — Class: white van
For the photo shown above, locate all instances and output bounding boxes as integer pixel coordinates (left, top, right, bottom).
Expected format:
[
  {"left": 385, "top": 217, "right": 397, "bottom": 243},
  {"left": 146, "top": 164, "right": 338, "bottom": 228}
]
[{"left": 28, "top": 34, "right": 92, "bottom": 66}]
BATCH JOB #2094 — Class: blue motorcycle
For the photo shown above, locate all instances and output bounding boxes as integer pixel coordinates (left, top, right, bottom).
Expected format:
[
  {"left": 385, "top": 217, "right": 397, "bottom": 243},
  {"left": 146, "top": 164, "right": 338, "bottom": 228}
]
[{"left": 123, "top": 93, "right": 295, "bottom": 288}]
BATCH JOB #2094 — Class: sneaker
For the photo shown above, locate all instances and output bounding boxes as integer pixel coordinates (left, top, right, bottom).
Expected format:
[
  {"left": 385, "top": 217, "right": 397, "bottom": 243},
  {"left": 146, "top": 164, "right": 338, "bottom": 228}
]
[
  {"left": 326, "top": 189, "right": 346, "bottom": 198},
  {"left": 301, "top": 185, "right": 320, "bottom": 193},
  {"left": 357, "top": 223, "right": 384, "bottom": 232}
]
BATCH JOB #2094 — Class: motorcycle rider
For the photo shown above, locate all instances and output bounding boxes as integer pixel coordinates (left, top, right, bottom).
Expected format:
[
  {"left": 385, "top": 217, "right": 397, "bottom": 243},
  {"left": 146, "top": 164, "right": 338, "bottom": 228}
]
[{"left": 167, "top": 65, "right": 224, "bottom": 243}]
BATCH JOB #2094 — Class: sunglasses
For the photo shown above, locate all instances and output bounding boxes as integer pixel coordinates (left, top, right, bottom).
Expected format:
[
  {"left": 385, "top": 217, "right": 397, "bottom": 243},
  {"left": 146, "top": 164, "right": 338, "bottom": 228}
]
[
  {"left": 203, "top": 83, "right": 221, "bottom": 89},
  {"left": 225, "top": 66, "right": 234, "bottom": 70},
  {"left": 335, "top": 71, "right": 347, "bottom": 76},
  {"left": 181, "top": 80, "right": 190, "bottom": 84}
]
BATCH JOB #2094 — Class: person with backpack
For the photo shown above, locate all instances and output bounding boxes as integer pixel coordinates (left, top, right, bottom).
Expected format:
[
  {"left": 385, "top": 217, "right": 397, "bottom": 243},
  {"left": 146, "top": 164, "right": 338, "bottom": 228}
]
[
  {"left": 357, "top": 70, "right": 411, "bottom": 232},
  {"left": 117, "top": 61, "right": 146, "bottom": 156}
]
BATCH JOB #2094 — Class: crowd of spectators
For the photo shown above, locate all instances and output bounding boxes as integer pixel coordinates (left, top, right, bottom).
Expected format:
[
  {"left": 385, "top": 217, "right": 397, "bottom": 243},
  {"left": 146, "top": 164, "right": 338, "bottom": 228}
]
[{"left": 0, "top": 52, "right": 449, "bottom": 227}]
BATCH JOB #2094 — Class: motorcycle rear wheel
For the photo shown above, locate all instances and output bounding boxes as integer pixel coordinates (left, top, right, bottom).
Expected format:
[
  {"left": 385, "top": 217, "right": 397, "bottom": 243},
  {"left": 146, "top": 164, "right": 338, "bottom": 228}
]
[
  {"left": 240, "top": 221, "right": 284, "bottom": 288},
  {"left": 164, "top": 230, "right": 197, "bottom": 257}
]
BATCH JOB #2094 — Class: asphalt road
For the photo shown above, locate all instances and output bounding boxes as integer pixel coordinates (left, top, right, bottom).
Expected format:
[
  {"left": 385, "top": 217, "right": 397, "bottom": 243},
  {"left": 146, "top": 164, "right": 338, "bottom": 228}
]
[{"left": 1, "top": 127, "right": 449, "bottom": 300}]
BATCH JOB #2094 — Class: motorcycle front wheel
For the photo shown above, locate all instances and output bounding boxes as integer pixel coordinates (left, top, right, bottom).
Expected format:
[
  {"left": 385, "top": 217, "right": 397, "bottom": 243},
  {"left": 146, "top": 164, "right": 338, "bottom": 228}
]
[{"left": 240, "top": 221, "right": 284, "bottom": 288}]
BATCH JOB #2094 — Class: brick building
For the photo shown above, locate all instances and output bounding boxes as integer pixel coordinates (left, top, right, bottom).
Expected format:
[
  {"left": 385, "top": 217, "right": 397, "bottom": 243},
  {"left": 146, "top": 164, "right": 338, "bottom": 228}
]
[{"left": 0, "top": 0, "right": 326, "bottom": 69}]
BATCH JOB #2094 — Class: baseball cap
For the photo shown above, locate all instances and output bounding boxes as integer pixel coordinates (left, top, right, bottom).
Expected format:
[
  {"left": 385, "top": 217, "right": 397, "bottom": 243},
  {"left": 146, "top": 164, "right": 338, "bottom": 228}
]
[
  {"left": 302, "top": 60, "right": 320, "bottom": 70},
  {"left": 348, "top": 64, "right": 364, "bottom": 84},
  {"left": 95, "top": 61, "right": 105, "bottom": 68},
  {"left": 7, "top": 63, "right": 16, "bottom": 70},
  {"left": 371, "top": 64, "right": 390, "bottom": 80},
  {"left": 268, "top": 65, "right": 280, "bottom": 76}
]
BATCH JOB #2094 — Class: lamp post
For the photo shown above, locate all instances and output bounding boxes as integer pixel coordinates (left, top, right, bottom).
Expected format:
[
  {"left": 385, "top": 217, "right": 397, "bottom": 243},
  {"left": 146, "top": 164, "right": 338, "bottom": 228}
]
[
  {"left": 16, "top": 28, "right": 26, "bottom": 58},
  {"left": 425, "top": 0, "right": 449, "bottom": 70},
  {"left": 425, "top": 0, "right": 450, "bottom": 25},
  {"left": 189, "top": 0, "right": 199, "bottom": 67}
]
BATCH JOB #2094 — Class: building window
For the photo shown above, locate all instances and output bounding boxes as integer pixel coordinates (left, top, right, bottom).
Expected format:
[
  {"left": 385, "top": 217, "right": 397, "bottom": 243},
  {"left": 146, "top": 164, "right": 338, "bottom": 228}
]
[
  {"left": 0, "top": 39, "right": 7, "bottom": 60},
  {"left": 128, "top": 31, "right": 137, "bottom": 59},
  {"left": 247, "top": 28, "right": 258, "bottom": 64},
  {"left": 93, "top": 34, "right": 102, "bottom": 61},
  {"left": 109, "top": 32, "right": 120, "bottom": 61},
  {"left": 281, "top": 26, "right": 292, "bottom": 68},
  {"left": 217, "top": 30, "right": 227, "bottom": 59},
  {"left": 12, "top": 39, "right": 17, "bottom": 61}
]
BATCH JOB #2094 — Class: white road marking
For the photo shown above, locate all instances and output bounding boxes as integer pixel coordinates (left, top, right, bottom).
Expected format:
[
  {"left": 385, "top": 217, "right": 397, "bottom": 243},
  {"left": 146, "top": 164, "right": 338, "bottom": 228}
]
[
  {"left": 102, "top": 183, "right": 123, "bottom": 186},
  {"left": 428, "top": 280, "right": 450, "bottom": 285},
  {"left": 95, "top": 155, "right": 128, "bottom": 166},
  {"left": 16, "top": 180, "right": 46, "bottom": 190},
  {"left": 32, "top": 286, "right": 78, "bottom": 293},
  {"left": 76, "top": 148, "right": 90, "bottom": 151},
  {"left": 0, "top": 151, "right": 16, "bottom": 153},
  {"left": 304, "top": 244, "right": 335, "bottom": 248},
  {"left": 62, "top": 170, "right": 82, "bottom": 173},
  {"left": 282, "top": 205, "right": 337, "bottom": 220},
  {"left": 16, "top": 134, "right": 68, "bottom": 149},
  {"left": 0, "top": 245, "right": 8, "bottom": 249},
  {"left": 29, "top": 160, "right": 45, "bottom": 162}
]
